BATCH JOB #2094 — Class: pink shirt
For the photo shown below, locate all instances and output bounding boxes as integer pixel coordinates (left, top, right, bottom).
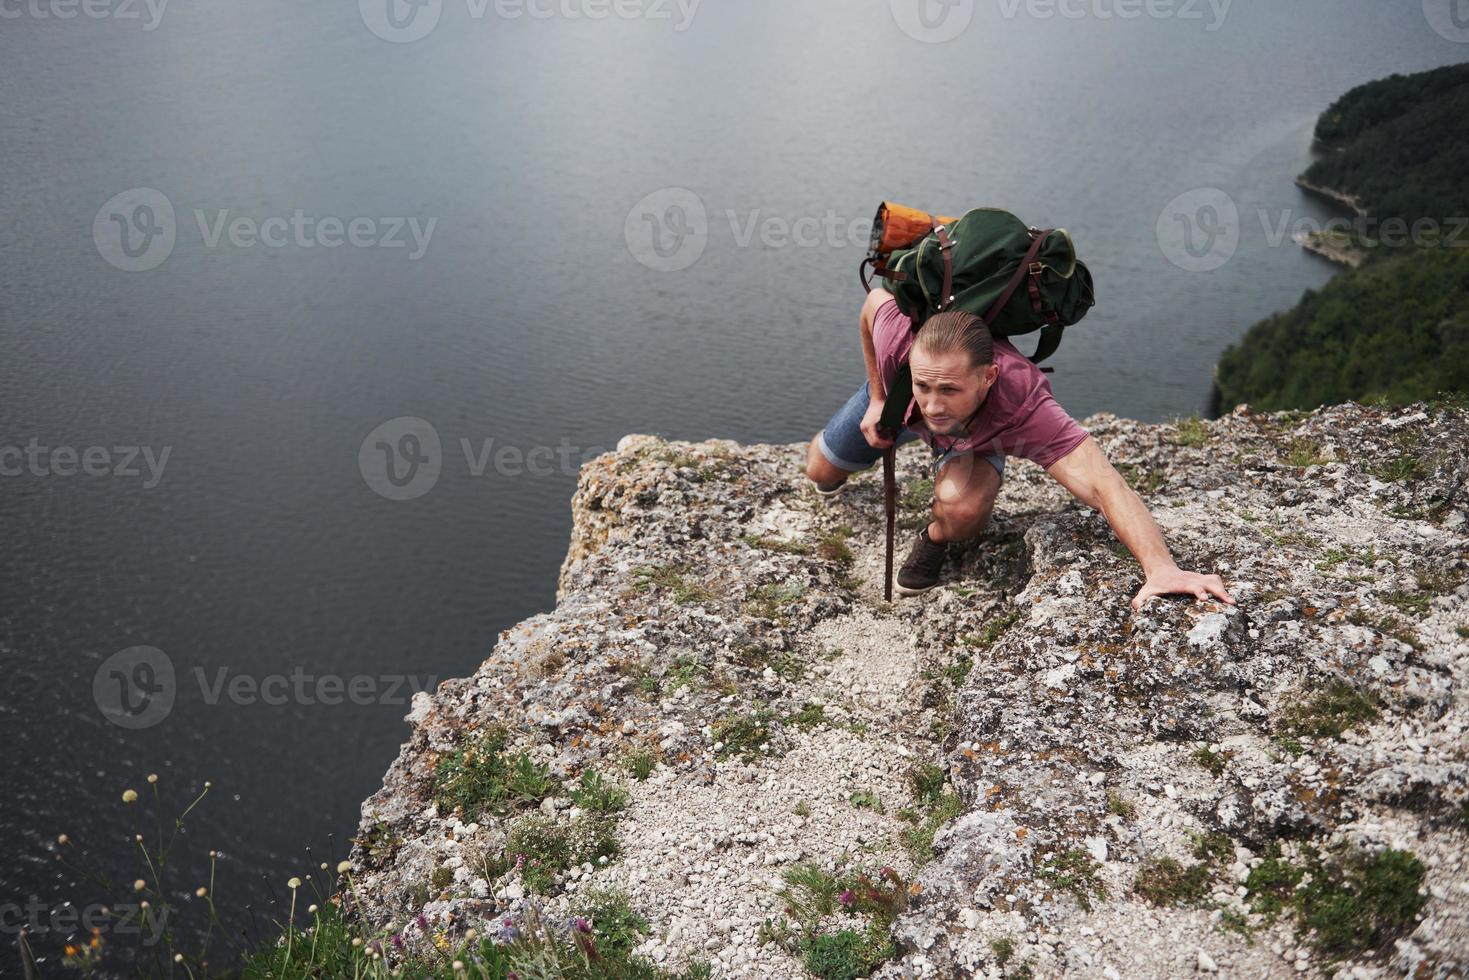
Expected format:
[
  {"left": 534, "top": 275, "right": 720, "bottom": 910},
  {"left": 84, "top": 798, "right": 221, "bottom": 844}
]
[{"left": 872, "top": 296, "right": 1089, "bottom": 469}]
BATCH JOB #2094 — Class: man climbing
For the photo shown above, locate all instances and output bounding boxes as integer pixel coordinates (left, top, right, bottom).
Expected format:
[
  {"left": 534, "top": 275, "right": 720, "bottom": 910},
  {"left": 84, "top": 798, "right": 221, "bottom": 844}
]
[{"left": 804, "top": 286, "right": 1236, "bottom": 609}]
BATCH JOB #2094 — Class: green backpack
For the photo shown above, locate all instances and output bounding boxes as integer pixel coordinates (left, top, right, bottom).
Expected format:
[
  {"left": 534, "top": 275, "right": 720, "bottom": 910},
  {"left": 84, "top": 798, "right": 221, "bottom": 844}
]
[
  {"left": 858, "top": 203, "right": 1096, "bottom": 600},
  {"left": 859, "top": 203, "right": 1097, "bottom": 437}
]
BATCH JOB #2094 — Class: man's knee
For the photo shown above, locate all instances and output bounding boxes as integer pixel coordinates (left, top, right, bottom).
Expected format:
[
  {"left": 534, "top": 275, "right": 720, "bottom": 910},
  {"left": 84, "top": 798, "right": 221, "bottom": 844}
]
[
  {"left": 806, "top": 432, "right": 846, "bottom": 484},
  {"left": 934, "top": 491, "right": 994, "bottom": 531},
  {"left": 932, "top": 456, "right": 1000, "bottom": 532}
]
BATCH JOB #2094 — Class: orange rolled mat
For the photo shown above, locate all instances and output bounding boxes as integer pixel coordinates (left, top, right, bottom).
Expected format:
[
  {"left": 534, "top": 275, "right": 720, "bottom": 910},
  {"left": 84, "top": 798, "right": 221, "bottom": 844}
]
[{"left": 872, "top": 201, "right": 961, "bottom": 254}]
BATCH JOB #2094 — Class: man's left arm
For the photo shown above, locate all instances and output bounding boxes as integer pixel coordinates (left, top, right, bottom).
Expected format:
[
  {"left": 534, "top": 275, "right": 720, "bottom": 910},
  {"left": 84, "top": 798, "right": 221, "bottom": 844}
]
[{"left": 1044, "top": 435, "right": 1236, "bottom": 611}]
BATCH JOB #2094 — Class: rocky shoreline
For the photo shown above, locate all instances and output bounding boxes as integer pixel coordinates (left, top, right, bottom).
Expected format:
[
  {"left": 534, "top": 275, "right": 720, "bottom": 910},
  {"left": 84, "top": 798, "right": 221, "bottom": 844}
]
[
  {"left": 1294, "top": 177, "right": 1368, "bottom": 218},
  {"left": 347, "top": 402, "right": 1469, "bottom": 979},
  {"left": 1291, "top": 178, "right": 1372, "bottom": 268},
  {"left": 1292, "top": 230, "right": 1367, "bottom": 269}
]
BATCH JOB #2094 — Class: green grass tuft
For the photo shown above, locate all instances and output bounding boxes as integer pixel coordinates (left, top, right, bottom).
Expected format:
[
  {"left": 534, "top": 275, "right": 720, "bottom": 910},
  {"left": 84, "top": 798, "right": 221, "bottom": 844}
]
[
  {"left": 433, "top": 725, "right": 554, "bottom": 822},
  {"left": 569, "top": 769, "right": 629, "bottom": 815},
  {"left": 1133, "top": 857, "right": 1214, "bottom": 908},
  {"left": 1036, "top": 849, "right": 1107, "bottom": 912},
  {"left": 1280, "top": 679, "right": 1380, "bottom": 740},
  {"left": 712, "top": 709, "right": 775, "bottom": 761},
  {"left": 632, "top": 562, "right": 715, "bottom": 605}
]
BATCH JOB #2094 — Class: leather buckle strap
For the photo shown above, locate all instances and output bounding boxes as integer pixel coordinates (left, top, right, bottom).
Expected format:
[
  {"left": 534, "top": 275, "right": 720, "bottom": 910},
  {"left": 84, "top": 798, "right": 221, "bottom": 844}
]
[
  {"left": 931, "top": 215, "right": 955, "bottom": 311},
  {"left": 1026, "top": 260, "right": 1061, "bottom": 324},
  {"left": 983, "top": 227, "right": 1052, "bottom": 326}
]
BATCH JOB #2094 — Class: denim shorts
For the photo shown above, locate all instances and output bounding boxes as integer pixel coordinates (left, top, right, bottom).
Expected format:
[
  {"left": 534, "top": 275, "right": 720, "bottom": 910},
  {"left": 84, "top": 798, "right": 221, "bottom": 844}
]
[{"left": 817, "top": 380, "right": 1005, "bottom": 481}]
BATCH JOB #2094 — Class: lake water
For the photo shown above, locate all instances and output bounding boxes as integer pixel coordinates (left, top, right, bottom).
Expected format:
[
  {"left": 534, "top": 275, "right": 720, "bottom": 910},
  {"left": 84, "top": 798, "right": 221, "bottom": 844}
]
[{"left": 1, "top": 0, "right": 1462, "bottom": 969}]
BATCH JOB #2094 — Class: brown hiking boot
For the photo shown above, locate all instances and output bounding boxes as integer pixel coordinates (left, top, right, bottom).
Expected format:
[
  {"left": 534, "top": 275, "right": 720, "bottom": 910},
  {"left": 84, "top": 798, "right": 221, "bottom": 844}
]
[{"left": 896, "top": 526, "right": 948, "bottom": 596}]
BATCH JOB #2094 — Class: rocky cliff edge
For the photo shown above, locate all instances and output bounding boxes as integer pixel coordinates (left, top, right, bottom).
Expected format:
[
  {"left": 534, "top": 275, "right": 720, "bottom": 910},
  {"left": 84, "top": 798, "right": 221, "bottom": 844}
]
[{"left": 348, "top": 401, "right": 1469, "bottom": 980}]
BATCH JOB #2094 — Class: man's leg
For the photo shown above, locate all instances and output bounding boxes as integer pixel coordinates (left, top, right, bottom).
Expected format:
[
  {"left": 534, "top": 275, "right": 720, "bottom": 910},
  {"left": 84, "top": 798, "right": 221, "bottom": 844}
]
[
  {"left": 926, "top": 451, "right": 1004, "bottom": 543},
  {"left": 894, "top": 450, "right": 1005, "bottom": 596},
  {"left": 805, "top": 432, "right": 852, "bottom": 488}
]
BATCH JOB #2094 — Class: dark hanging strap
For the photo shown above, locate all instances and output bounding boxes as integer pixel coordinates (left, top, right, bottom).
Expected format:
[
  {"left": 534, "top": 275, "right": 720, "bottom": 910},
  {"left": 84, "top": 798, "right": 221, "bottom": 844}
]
[
  {"left": 1028, "top": 322, "right": 1065, "bottom": 367},
  {"left": 859, "top": 257, "right": 907, "bottom": 294},
  {"left": 877, "top": 362, "right": 912, "bottom": 438},
  {"left": 883, "top": 444, "right": 896, "bottom": 602}
]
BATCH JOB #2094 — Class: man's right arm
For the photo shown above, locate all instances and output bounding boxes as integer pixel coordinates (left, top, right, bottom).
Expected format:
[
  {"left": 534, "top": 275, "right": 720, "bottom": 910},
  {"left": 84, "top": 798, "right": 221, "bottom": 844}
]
[
  {"left": 860, "top": 287, "right": 892, "bottom": 399},
  {"left": 859, "top": 288, "right": 896, "bottom": 448}
]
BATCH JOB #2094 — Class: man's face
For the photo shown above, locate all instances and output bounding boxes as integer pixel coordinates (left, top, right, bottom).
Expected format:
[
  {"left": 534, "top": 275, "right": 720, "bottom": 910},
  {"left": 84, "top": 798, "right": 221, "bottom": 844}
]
[{"left": 910, "top": 348, "right": 999, "bottom": 435}]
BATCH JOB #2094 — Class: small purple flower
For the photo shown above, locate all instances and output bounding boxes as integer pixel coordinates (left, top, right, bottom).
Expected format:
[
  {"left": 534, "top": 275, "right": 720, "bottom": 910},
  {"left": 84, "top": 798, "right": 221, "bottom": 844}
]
[
  {"left": 514, "top": 853, "right": 525, "bottom": 870},
  {"left": 367, "top": 939, "right": 383, "bottom": 955},
  {"left": 838, "top": 889, "right": 855, "bottom": 908},
  {"left": 415, "top": 914, "right": 428, "bottom": 932},
  {"left": 496, "top": 919, "right": 520, "bottom": 943},
  {"left": 573, "top": 916, "right": 591, "bottom": 934},
  {"left": 390, "top": 934, "right": 404, "bottom": 950}
]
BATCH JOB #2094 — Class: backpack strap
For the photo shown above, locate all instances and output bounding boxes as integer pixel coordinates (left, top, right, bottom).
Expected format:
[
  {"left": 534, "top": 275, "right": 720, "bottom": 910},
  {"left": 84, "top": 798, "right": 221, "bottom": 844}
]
[
  {"left": 982, "top": 227, "right": 1052, "bottom": 326},
  {"left": 1028, "top": 322, "right": 1065, "bottom": 369},
  {"left": 859, "top": 256, "right": 907, "bottom": 294},
  {"left": 877, "top": 362, "right": 913, "bottom": 438},
  {"left": 931, "top": 216, "right": 955, "bottom": 311}
]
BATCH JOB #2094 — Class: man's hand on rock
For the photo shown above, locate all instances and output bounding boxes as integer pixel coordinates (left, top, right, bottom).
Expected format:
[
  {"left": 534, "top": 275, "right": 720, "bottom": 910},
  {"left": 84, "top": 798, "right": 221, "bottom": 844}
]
[{"left": 1131, "top": 566, "right": 1236, "bottom": 612}]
